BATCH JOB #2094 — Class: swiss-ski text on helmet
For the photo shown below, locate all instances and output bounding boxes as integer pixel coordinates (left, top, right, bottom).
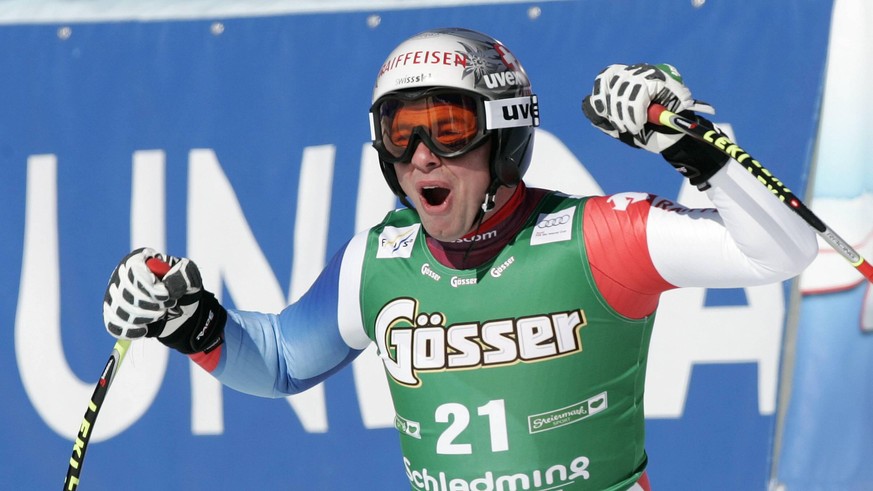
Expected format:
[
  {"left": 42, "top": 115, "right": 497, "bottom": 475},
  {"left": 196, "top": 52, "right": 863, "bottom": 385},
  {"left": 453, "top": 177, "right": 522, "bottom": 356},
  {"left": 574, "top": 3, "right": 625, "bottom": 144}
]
[{"left": 395, "top": 73, "right": 434, "bottom": 86}]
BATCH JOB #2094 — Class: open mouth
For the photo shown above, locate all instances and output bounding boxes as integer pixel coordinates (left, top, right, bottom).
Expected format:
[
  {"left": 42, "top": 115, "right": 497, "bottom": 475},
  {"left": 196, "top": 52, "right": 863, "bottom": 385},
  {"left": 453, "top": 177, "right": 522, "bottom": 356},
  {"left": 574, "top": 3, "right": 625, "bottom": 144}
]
[{"left": 421, "top": 186, "right": 450, "bottom": 207}]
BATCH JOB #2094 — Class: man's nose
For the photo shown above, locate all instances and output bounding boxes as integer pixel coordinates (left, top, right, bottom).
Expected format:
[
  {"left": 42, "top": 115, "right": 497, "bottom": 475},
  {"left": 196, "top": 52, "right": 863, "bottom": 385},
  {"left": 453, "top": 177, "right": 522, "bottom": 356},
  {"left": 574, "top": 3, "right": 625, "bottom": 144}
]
[{"left": 409, "top": 142, "right": 440, "bottom": 170}]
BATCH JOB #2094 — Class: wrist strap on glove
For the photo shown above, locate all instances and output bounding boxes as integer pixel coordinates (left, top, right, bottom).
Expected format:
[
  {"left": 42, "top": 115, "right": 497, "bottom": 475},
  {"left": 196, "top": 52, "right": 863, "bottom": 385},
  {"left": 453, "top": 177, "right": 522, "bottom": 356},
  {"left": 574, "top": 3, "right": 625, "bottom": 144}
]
[
  {"left": 153, "top": 291, "right": 227, "bottom": 354},
  {"left": 659, "top": 114, "right": 730, "bottom": 190}
]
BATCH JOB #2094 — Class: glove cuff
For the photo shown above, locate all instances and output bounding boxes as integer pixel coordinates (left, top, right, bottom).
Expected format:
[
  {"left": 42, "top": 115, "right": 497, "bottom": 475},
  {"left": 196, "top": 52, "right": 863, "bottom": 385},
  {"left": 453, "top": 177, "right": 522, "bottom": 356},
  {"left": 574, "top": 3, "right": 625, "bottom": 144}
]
[
  {"left": 157, "top": 291, "right": 227, "bottom": 354},
  {"left": 659, "top": 114, "right": 729, "bottom": 190}
]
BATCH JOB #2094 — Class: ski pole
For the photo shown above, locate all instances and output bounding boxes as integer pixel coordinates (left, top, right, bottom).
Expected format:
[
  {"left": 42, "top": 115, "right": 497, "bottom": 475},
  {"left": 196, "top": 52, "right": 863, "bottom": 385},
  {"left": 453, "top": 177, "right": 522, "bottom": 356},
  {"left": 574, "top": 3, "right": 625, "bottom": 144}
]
[
  {"left": 647, "top": 103, "right": 873, "bottom": 283},
  {"left": 63, "top": 257, "right": 171, "bottom": 490}
]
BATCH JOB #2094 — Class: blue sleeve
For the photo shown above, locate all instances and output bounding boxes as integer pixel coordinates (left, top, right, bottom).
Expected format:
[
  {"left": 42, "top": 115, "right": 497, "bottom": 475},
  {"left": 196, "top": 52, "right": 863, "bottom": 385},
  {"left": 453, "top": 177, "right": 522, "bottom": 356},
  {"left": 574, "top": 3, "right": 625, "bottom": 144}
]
[{"left": 209, "top": 242, "right": 363, "bottom": 398}]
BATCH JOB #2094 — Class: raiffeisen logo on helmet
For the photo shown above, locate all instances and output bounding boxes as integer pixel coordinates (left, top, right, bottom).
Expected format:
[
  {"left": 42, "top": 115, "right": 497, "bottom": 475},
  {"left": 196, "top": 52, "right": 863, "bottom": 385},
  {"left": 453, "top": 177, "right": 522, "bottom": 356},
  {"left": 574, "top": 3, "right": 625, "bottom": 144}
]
[{"left": 378, "top": 50, "right": 467, "bottom": 78}]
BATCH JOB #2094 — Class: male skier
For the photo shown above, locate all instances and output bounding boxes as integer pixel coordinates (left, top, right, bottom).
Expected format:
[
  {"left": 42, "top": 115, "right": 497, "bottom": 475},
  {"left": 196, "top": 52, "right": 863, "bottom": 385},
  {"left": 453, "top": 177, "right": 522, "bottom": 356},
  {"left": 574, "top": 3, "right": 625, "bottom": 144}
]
[{"left": 103, "top": 28, "right": 817, "bottom": 490}]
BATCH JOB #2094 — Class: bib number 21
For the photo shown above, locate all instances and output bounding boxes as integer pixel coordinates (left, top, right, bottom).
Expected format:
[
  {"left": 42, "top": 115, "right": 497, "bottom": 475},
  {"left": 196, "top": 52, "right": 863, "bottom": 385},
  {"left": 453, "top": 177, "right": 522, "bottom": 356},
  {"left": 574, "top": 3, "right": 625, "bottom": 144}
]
[{"left": 435, "top": 400, "right": 509, "bottom": 455}]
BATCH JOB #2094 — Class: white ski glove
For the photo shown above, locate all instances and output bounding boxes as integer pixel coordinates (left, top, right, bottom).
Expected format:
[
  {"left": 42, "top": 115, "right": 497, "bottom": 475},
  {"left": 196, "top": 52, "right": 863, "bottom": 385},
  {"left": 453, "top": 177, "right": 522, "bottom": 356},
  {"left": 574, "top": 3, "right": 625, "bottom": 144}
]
[
  {"left": 103, "top": 247, "right": 225, "bottom": 353},
  {"left": 583, "top": 63, "right": 715, "bottom": 152},
  {"left": 582, "top": 63, "right": 728, "bottom": 189}
]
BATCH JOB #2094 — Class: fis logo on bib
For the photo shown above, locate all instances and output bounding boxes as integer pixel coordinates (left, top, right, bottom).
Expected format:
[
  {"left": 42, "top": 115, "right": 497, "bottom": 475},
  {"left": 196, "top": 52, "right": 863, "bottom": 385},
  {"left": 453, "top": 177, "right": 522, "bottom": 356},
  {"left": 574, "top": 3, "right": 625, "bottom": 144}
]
[
  {"left": 375, "top": 297, "right": 587, "bottom": 386},
  {"left": 378, "top": 224, "right": 421, "bottom": 258}
]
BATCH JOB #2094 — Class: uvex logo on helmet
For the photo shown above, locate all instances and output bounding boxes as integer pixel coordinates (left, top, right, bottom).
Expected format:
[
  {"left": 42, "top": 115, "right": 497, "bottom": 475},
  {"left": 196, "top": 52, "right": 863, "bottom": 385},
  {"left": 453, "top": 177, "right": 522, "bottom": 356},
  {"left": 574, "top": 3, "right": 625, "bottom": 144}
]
[{"left": 482, "top": 70, "right": 523, "bottom": 89}]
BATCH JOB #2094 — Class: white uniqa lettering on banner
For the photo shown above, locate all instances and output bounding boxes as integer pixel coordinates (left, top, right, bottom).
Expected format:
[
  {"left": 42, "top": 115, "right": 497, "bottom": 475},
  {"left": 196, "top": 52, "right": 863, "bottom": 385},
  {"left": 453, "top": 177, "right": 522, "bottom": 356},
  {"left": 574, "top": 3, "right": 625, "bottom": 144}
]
[
  {"left": 15, "top": 152, "right": 169, "bottom": 442},
  {"left": 14, "top": 128, "right": 785, "bottom": 443}
]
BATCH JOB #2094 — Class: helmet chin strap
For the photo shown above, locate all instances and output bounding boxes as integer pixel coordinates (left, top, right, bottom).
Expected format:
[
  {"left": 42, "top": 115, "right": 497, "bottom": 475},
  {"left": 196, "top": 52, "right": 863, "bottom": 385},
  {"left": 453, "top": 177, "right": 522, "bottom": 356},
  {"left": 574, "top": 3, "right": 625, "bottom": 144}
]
[{"left": 461, "top": 178, "right": 502, "bottom": 268}]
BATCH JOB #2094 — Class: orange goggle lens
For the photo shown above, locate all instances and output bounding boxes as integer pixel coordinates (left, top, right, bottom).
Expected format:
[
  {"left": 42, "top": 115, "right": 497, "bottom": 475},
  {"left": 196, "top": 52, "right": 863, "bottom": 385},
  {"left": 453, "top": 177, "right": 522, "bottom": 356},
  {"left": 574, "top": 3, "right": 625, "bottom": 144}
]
[{"left": 376, "top": 93, "right": 485, "bottom": 161}]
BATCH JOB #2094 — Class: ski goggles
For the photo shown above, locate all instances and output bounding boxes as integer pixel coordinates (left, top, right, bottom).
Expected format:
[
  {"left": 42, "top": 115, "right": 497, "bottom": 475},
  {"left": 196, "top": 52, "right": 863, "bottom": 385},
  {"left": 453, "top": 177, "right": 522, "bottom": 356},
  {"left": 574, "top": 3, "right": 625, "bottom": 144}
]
[{"left": 370, "top": 89, "right": 539, "bottom": 164}]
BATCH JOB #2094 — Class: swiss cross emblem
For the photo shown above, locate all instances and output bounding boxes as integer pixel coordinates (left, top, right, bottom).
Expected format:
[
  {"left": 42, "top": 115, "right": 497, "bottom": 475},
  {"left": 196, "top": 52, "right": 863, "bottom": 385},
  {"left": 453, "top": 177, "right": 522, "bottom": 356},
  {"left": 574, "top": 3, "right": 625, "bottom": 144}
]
[{"left": 494, "top": 43, "right": 517, "bottom": 70}]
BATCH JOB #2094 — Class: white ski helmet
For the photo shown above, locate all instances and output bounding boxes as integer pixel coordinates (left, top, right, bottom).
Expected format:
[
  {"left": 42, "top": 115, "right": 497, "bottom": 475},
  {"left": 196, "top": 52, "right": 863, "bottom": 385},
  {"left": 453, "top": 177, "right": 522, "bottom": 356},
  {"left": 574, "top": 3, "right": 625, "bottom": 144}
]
[{"left": 369, "top": 27, "right": 539, "bottom": 206}]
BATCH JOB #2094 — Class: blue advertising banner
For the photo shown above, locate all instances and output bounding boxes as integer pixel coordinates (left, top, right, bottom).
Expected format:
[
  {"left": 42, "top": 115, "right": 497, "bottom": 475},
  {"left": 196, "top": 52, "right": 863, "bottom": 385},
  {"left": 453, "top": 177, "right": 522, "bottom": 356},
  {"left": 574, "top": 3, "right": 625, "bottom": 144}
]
[{"left": 0, "top": 1, "right": 832, "bottom": 489}]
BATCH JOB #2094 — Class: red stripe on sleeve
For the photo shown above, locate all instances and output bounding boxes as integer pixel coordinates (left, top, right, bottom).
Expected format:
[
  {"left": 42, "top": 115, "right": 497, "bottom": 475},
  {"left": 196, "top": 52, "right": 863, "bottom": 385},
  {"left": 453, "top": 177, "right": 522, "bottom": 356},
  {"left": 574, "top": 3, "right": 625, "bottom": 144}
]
[{"left": 583, "top": 194, "right": 675, "bottom": 319}]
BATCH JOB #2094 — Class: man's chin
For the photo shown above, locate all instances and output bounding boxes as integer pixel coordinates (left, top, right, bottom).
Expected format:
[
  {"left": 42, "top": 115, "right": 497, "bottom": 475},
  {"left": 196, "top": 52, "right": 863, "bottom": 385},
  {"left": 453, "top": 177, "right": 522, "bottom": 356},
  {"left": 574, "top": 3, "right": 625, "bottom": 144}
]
[{"left": 419, "top": 218, "right": 465, "bottom": 242}]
